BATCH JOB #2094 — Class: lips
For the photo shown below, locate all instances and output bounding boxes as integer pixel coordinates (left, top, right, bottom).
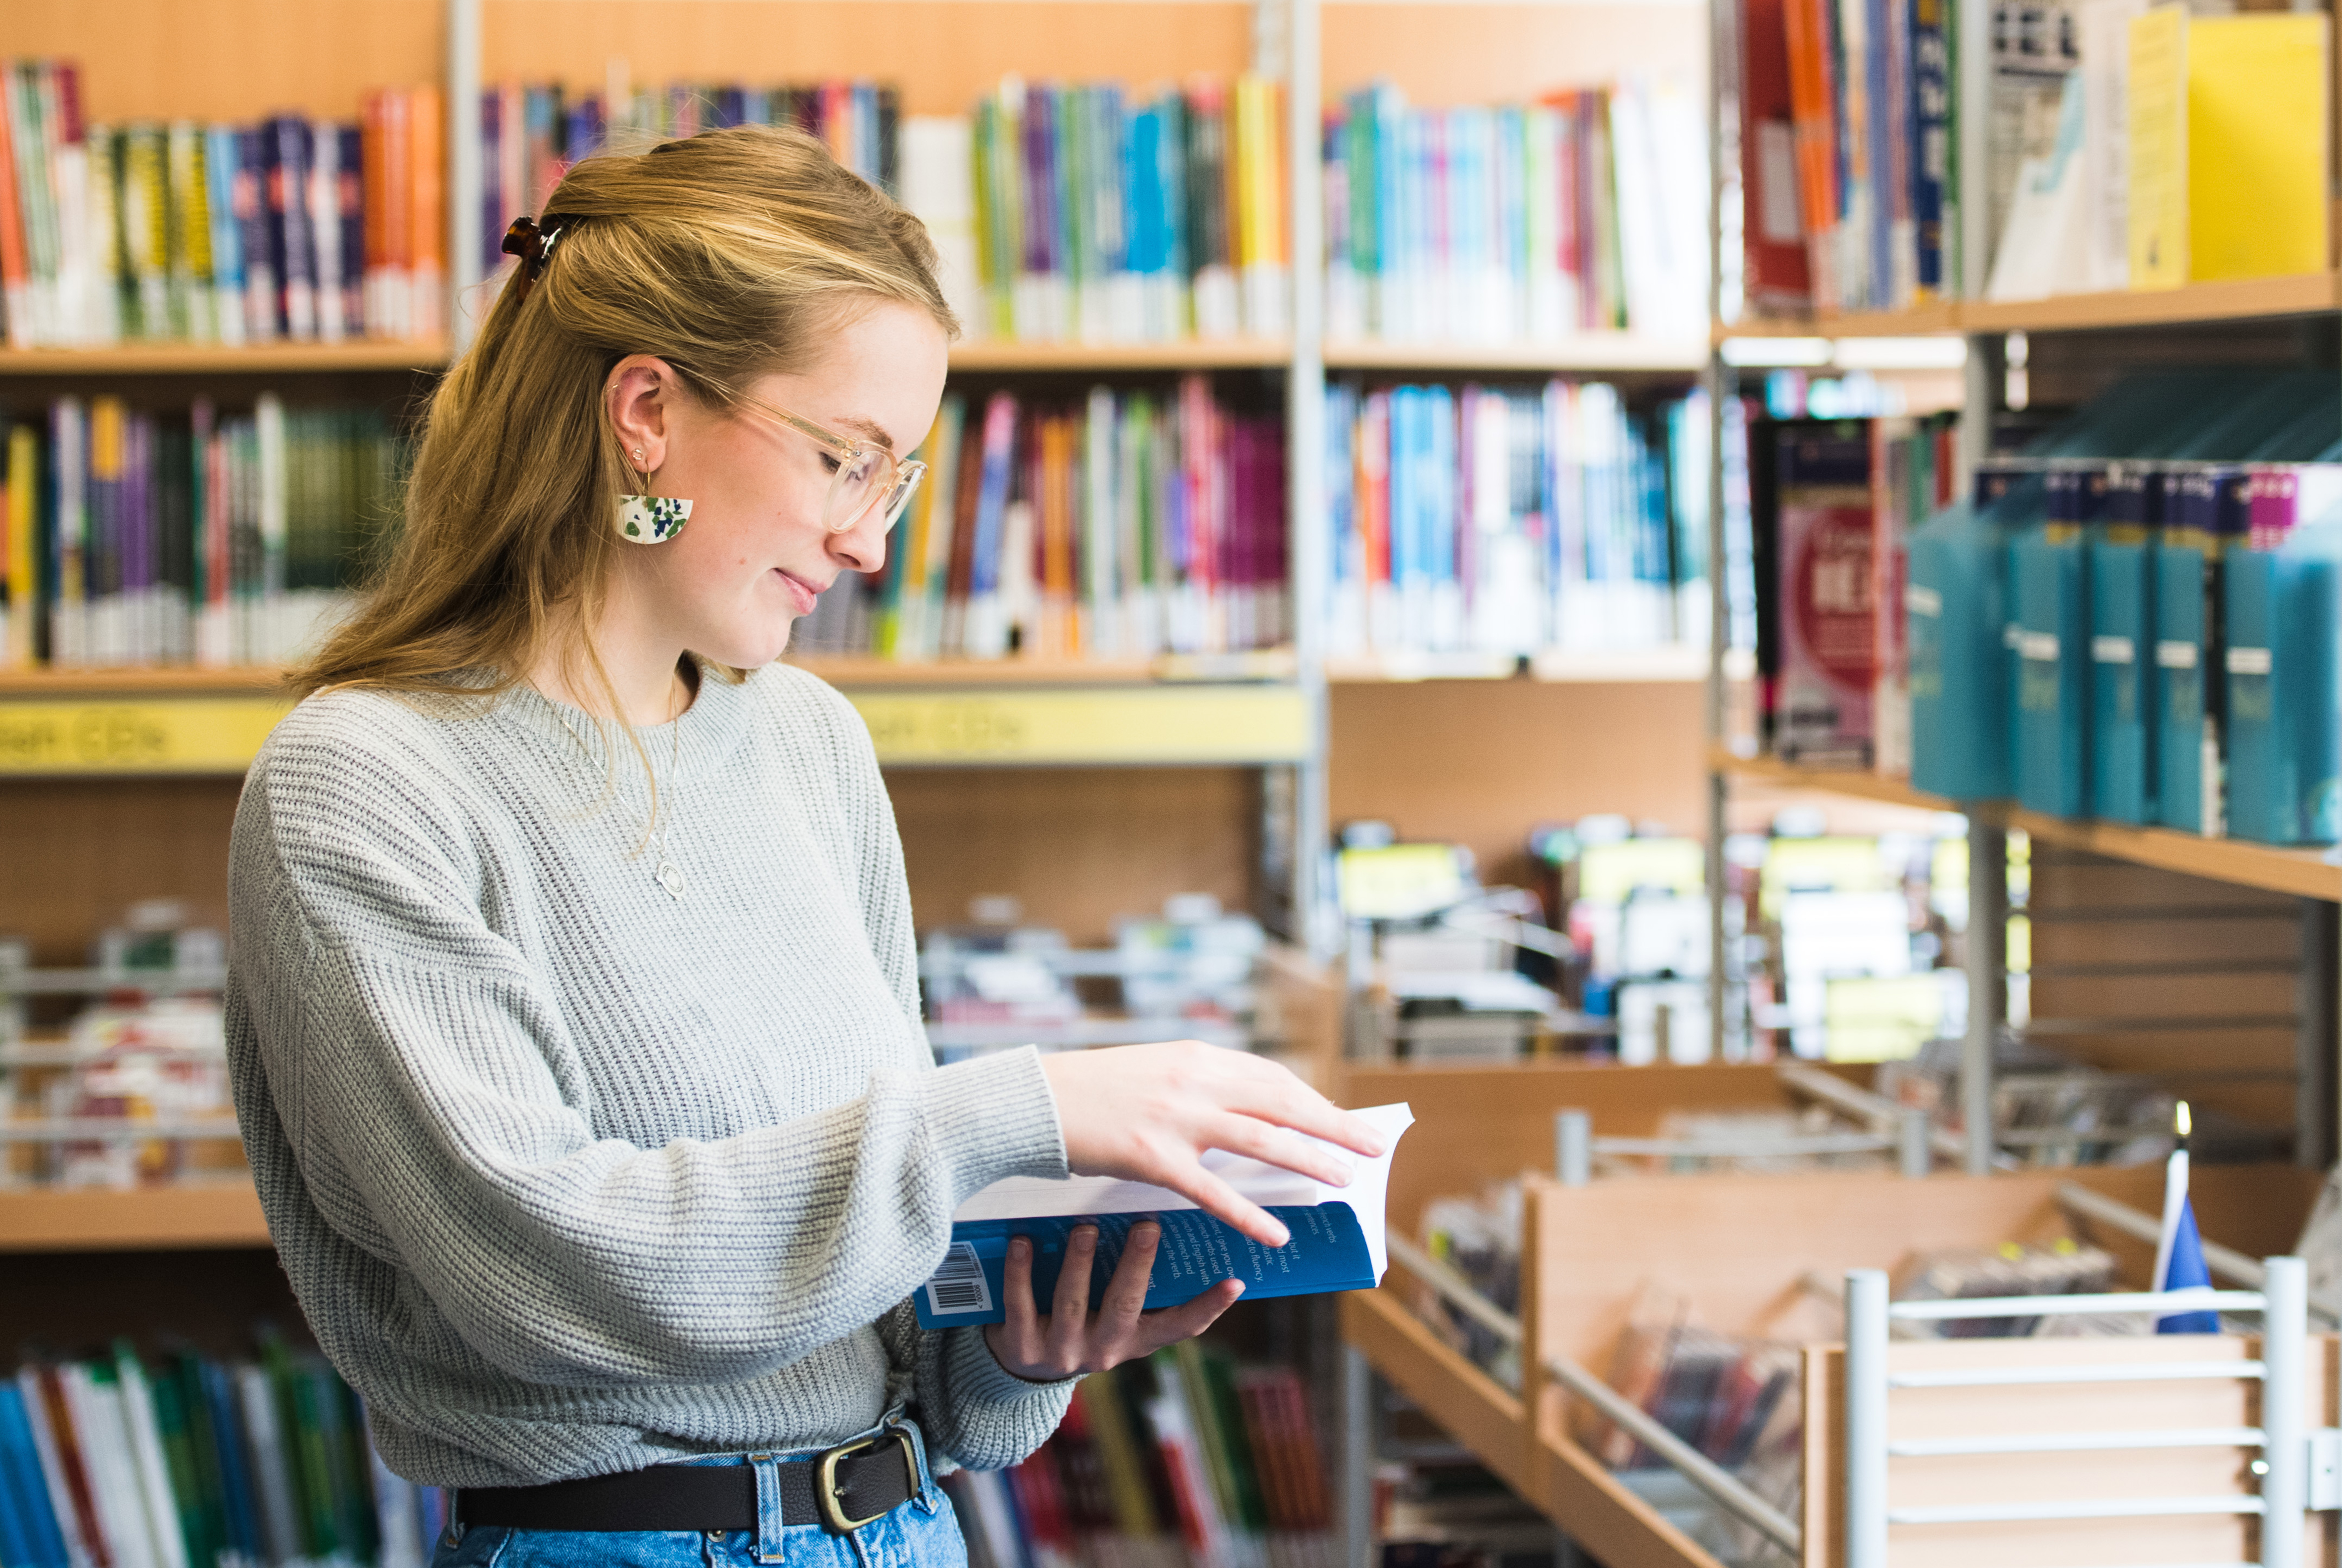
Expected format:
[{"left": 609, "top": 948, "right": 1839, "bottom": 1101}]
[{"left": 776, "top": 570, "right": 822, "bottom": 615}]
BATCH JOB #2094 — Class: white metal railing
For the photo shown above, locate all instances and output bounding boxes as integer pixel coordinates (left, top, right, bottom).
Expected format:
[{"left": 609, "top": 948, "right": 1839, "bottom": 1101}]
[
  {"left": 1553, "top": 1063, "right": 1939, "bottom": 1185},
  {"left": 1843, "top": 1256, "right": 2316, "bottom": 1568}
]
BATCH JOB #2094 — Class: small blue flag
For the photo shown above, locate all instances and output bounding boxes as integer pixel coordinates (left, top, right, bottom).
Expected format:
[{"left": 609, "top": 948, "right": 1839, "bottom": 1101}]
[{"left": 2156, "top": 1195, "right": 2221, "bottom": 1334}]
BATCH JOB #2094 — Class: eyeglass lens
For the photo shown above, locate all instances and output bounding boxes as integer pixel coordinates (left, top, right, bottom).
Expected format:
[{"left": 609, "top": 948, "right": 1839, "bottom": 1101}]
[{"left": 823, "top": 448, "right": 922, "bottom": 535}]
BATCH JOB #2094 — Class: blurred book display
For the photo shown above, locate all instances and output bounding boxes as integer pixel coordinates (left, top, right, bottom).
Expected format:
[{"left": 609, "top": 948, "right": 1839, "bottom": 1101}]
[
  {"left": 0, "top": 59, "right": 446, "bottom": 349},
  {"left": 1, "top": 903, "right": 237, "bottom": 1191},
  {"left": 895, "top": 75, "right": 1290, "bottom": 344},
  {"left": 1321, "top": 79, "right": 1707, "bottom": 344},
  {"left": 1323, "top": 382, "right": 1712, "bottom": 661},
  {"left": 1729, "top": 0, "right": 2332, "bottom": 317},
  {"left": 0, "top": 1337, "right": 439, "bottom": 1568},
  {"left": 0, "top": 395, "right": 408, "bottom": 670},
  {"left": 943, "top": 1347, "right": 1336, "bottom": 1568},
  {"left": 795, "top": 380, "right": 1288, "bottom": 662}
]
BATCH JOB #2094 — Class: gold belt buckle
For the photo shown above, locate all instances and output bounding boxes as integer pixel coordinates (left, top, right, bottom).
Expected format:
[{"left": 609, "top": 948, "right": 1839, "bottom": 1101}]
[{"left": 814, "top": 1428, "right": 917, "bottom": 1534}]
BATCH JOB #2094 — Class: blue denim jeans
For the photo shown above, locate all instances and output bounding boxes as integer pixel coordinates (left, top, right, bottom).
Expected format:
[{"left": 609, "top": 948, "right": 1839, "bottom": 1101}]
[{"left": 430, "top": 1413, "right": 968, "bottom": 1568}]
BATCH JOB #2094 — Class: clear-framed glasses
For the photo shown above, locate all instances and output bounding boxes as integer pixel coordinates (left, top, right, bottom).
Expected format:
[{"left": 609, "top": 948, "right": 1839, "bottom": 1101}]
[{"left": 735, "top": 392, "right": 926, "bottom": 536}]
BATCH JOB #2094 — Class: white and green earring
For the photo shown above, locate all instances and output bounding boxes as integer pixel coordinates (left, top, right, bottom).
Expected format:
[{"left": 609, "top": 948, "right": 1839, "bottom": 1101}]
[{"left": 617, "top": 448, "right": 692, "bottom": 543}]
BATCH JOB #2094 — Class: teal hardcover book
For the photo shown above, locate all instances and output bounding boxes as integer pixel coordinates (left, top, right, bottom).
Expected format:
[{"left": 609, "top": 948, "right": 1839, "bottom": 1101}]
[
  {"left": 2223, "top": 478, "right": 2342, "bottom": 845},
  {"left": 2014, "top": 469, "right": 2093, "bottom": 819},
  {"left": 1908, "top": 482, "right": 2031, "bottom": 802},
  {"left": 2087, "top": 463, "right": 2155, "bottom": 824}
]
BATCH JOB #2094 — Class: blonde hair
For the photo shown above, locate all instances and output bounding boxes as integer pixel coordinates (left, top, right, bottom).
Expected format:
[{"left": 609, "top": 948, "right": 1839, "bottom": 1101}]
[{"left": 291, "top": 123, "right": 956, "bottom": 705}]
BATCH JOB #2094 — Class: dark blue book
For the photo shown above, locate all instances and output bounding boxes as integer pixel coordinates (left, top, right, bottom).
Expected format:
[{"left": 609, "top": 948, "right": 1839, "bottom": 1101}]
[
  {"left": 268, "top": 116, "right": 317, "bottom": 341},
  {"left": 914, "top": 1105, "right": 1410, "bottom": 1329},
  {"left": 234, "top": 126, "right": 278, "bottom": 341}
]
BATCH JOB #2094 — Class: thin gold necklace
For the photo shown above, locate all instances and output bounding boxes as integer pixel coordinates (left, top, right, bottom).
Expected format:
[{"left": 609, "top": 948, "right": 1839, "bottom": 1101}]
[{"left": 543, "top": 699, "right": 688, "bottom": 900}]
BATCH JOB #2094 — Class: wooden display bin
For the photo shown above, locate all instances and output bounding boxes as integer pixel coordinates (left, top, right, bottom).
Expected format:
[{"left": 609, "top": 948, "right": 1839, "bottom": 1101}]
[{"left": 1342, "top": 1062, "right": 2335, "bottom": 1568}]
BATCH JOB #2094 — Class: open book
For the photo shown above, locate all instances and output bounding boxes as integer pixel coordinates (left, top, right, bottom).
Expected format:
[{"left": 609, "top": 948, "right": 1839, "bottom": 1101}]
[{"left": 913, "top": 1102, "right": 1415, "bottom": 1329}]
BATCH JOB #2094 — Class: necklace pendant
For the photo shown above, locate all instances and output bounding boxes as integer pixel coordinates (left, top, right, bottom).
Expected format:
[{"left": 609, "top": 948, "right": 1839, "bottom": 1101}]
[{"left": 655, "top": 859, "right": 686, "bottom": 900}]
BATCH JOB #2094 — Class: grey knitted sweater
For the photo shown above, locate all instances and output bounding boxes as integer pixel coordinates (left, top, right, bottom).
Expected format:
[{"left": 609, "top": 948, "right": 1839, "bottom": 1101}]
[{"left": 224, "top": 662, "right": 1078, "bottom": 1488}]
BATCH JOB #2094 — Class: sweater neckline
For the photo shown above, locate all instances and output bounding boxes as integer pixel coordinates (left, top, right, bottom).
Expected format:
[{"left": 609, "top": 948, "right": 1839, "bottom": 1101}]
[{"left": 494, "top": 660, "right": 754, "bottom": 780}]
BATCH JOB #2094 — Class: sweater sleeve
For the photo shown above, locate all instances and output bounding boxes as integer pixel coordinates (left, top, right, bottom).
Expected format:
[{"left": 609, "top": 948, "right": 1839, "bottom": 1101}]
[
  {"left": 230, "top": 714, "right": 1070, "bottom": 1391},
  {"left": 806, "top": 678, "right": 1081, "bottom": 1466}
]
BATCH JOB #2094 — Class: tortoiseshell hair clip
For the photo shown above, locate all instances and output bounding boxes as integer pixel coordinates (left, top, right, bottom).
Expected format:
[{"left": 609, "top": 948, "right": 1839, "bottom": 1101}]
[{"left": 500, "top": 214, "right": 577, "bottom": 301}]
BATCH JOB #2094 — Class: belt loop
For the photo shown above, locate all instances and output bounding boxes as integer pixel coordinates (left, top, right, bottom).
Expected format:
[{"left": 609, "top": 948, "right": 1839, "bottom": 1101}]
[
  {"left": 748, "top": 1454, "right": 787, "bottom": 1565},
  {"left": 891, "top": 1417, "right": 939, "bottom": 1514}
]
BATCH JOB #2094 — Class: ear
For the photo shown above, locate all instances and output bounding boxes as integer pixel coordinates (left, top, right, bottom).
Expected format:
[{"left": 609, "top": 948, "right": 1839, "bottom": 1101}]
[{"left": 606, "top": 355, "right": 679, "bottom": 475}]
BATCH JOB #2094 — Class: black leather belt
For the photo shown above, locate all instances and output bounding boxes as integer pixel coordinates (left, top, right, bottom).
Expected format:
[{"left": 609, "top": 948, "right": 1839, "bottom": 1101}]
[{"left": 454, "top": 1427, "right": 922, "bottom": 1534}]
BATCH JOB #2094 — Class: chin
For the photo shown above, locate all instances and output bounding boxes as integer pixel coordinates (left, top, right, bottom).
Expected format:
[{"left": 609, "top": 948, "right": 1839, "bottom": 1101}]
[{"left": 704, "top": 617, "right": 797, "bottom": 671}]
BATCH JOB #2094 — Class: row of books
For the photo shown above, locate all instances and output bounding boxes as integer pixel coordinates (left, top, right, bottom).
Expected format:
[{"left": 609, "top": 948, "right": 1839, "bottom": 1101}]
[
  {"left": 1323, "top": 80, "right": 1706, "bottom": 346},
  {"left": 0, "top": 396, "right": 405, "bottom": 671},
  {"left": 1752, "top": 369, "right": 2342, "bottom": 845},
  {"left": 1324, "top": 380, "right": 1707, "bottom": 658},
  {"left": 1735, "top": 0, "right": 2330, "bottom": 317},
  {"left": 0, "top": 61, "right": 446, "bottom": 349},
  {"left": 901, "top": 77, "right": 1290, "bottom": 345},
  {"left": 0, "top": 1342, "right": 435, "bottom": 1568},
  {"left": 943, "top": 1345, "right": 1333, "bottom": 1568},
  {"left": 793, "top": 379, "right": 1287, "bottom": 663},
  {"left": 475, "top": 79, "right": 900, "bottom": 277}
]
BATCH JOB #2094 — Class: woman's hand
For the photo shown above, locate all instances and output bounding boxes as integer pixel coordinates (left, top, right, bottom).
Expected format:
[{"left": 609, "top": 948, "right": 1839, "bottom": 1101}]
[
  {"left": 1037, "top": 1041, "right": 1388, "bottom": 1247},
  {"left": 981, "top": 1221, "right": 1241, "bottom": 1381}
]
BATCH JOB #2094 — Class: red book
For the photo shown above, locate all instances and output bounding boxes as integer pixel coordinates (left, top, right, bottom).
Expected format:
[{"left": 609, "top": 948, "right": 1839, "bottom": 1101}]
[{"left": 1740, "top": 0, "right": 1814, "bottom": 309}]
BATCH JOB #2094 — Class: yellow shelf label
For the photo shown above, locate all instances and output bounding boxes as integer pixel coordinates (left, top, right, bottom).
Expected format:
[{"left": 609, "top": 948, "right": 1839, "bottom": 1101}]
[
  {"left": 0, "top": 686, "right": 1310, "bottom": 773},
  {"left": 0, "top": 698, "right": 291, "bottom": 774},
  {"left": 847, "top": 685, "right": 1310, "bottom": 765}
]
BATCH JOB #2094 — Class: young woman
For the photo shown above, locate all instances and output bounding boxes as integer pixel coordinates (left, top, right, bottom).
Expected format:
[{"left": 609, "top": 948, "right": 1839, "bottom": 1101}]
[{"left": 224, "top": 124, "right": 1383, "bottom": 1568}]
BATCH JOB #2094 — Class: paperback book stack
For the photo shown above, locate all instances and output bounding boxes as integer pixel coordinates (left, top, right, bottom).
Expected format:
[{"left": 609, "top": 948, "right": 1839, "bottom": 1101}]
[
  {"left": 0, "top": 395, "right": 407, "bottom": 670},
  {"left": 941, "top": 1344, "right": 1334, "bottom": 1568},
  {"left": 0, "top": 1339, "right": 437, "bottom": 1568},
  {"left": 0, "top": 60, "right": 446, "bottom": 349},
  {"left": 473, "top": 78, "right": 901, "bottom": 280},
  {"left": 794, "top": 378, "right": 1286, "bottom": 663},
  {"left": 897, "top": 76, "right": 1290, "bottom": 345},
  {"left": 1323, "top": 379, "right": 1711, "bottom": 659},
  {"left": 1323, "top": 79, "right": 1707, "bottom": 344}
]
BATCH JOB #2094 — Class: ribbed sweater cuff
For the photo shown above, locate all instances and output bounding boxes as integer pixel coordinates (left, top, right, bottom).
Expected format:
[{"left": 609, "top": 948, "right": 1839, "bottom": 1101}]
[
  {"left": 922, "top": 1045, "right": 1068, "bottom": 1202},
  {"left": 946, "top": 1322, "right": 1085, "bottom": 1406}
]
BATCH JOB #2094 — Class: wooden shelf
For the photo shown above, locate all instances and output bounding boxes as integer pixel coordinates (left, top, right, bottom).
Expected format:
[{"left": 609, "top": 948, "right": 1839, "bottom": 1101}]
[
  {"left": 945, "top": 337, "right": 1290, "bottom": 371},
  {"left": 2008, "top": 809, "right": 2341, "bottom": 903},
  {"left": 1961, "top": 272, "right": 2342, "bottom": 334},
  {"left": 1327, "top": 646, "right": 1718, "bottom": 684},
  {"left": 789, "top": 649, "right": 1298, "bottom": 686},
  {"left": 1711, "top": 747, "right": 1959, "bottom": 812},
  {"left": 1714, "top": 272, "right": 2342, "bottom": 344},
  {"left": 1714, "top": 301, "right": 1960, "bottom": 342},
  {"left": 1715, "top": 749, "right": 2342, "bottom": 900},
  {"left": 0, "top": 340, "right": 451, "bottom": 374},
  {"left": 0, "top": 666, "right": 289, "bottom": 696},
  {"left": 0, "top": 1181, "right": 270, "bottom": 1252},
  {"left": 1322, "top": 336, "right": 1706, "bottom": 373}
]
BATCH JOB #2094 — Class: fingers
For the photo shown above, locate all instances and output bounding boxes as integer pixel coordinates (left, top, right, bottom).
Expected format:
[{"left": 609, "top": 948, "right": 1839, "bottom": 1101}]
[
  {"left": 1177, "top": 1048, "right": 1390, "bottom": 1162},
  {"left": 1141, "top": 1163, "right": 1288, "bottom": 1248},
  {"left": 991, "top": 1235, "right": 1041, "bottom": 1370},
  {"left": 1202, "top": 1112, "right": 1361, "bottom": 1188},
  {"left": 1133, "top": 1278, "right": 1246, "bottom": 1357},
  {"left": 1047, "top": 1225, "right": 1100, "bottom": 1359},
  {"left": 1098, "top": 1222, "right": 1161, "bottom": 1337}
]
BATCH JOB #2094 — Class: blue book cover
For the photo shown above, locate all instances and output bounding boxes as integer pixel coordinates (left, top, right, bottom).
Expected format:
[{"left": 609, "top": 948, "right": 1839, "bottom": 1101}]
[
  {"left": 914, "top": 1105, "right": 1413, "bottom": 1330},
  {"left": 0, "top": 1381, "right": 65, "bottom": 1568},
  {"left": 2151, "top": 467, "right": 2237, "bottom": 833},
  {"left": 2224, "top": 512, "right": 2342, "bottom": 845},
  {"left": 1909, "top": 0, "right": 1948, "bottom": 292}
]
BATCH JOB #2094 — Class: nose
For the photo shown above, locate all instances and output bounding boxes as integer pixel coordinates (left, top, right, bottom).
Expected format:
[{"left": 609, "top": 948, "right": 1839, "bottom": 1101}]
[{"left": 826, "top": 511, "right": 888, "bottom": 577}]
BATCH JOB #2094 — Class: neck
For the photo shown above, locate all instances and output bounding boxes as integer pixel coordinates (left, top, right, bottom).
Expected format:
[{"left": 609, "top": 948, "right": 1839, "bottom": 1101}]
[{"left": 525, "top": 589, "right": 692, "bottom": 727}]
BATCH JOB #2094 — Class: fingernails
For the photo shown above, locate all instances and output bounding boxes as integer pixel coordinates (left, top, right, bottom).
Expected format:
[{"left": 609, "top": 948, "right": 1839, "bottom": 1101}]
[
  {"left": 1011, "top": 1238, "right": 1030, "bottom": 1260},
  {"left": 1328, "top": 1158, "right": 1357, "bottom": 1185},
  {"left": 1133, "top": 1223, "right": 1160, "bottom": 1245},
  {"left": 1074, "top": 1225, "right": 1098, "bottom": 1248},
  {"left": 1267, "top": 1224, "right": 1291, "bottom": 1248}
]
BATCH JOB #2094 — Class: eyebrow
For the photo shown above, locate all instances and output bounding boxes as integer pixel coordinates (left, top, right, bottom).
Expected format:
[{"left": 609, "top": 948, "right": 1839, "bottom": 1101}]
[{"left": 837, "top": 415, "right": 895, "bottom": 453}]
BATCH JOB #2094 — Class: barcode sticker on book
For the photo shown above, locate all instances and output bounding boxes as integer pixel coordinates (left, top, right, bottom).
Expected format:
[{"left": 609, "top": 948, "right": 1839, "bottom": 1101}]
[{"left": 924, "top": 1242, "right": 993, "bottom": 1319}]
